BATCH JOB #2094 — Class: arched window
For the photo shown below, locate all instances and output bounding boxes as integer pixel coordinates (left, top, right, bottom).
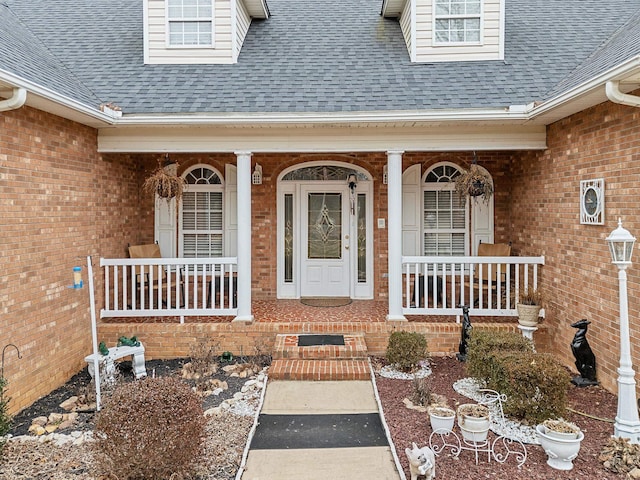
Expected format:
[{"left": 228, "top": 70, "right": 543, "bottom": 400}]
[
  {"left": 423, "top": 163, "right": 467, "bottom": 256},
  {"left": 180, "top": 165, "right": 224, "bottom": 258}
]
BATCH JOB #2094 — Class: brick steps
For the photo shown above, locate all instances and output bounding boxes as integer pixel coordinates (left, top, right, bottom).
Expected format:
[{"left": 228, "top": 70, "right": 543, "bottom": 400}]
[
  {"left": 269, "top": 359, "right": 371, "bottom": 381},
  {"left": 273, "top": 333, "right": 368, "bottom": 360},
  {"left": 270, "top": 334, "right": 370, "bottom": 381}
]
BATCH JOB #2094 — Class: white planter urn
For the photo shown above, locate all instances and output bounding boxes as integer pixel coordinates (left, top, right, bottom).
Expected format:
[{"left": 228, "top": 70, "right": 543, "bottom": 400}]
[
  {"left": 457, "top": 404, "right": 490, "bottom": 443},
  {"left": 429, "top": 408, "right": 455, "bottom": 433},
  {"left": 536, "top": 424, "right": 584, "bottom": 470}
]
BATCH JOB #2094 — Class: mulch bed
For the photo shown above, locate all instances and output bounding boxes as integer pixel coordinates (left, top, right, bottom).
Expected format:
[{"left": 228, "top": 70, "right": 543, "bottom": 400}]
[
  {"left": 376, "top": 355, "right": 625, "bottom": 479},
  {"left": 10, "top": 358, "right": 248, "bottom": 437},
  {"left": 4, "top": 355, "right": 629, "bottom": 479}
]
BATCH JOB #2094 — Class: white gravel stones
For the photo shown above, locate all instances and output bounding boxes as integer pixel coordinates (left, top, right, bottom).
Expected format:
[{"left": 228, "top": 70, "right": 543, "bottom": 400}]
[
  {"left": 453, "top": 377, "right": 540, "bottom": 445},
  {"left": 204, "top": 370, "right": 266, "bottom": 418},
  {"left": 379, "top": 361, "right": 432, "bottom": 380}
]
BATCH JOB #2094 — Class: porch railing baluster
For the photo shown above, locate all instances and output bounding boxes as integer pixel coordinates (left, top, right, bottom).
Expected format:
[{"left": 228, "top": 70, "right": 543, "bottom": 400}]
[
  {"left": 99, "top": 257, "right": 238, "bottom": 318},
  {"left": 402, "top": 255, "right": 544, "bottom": 317}
]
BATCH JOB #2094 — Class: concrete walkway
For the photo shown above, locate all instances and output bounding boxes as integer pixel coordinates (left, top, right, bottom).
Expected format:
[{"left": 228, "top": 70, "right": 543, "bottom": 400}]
[{"left": 240, "top": 380, "right": 402, "bottom": 480}]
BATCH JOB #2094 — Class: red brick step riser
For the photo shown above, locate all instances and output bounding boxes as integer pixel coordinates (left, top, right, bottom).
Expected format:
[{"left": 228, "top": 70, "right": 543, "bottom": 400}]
[{"left": 269, "top": 359, "right": 370, "bottom": 381}]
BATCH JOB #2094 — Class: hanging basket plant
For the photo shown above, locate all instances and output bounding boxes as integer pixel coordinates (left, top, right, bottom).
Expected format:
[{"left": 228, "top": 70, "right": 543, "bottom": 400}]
[
  {"left": 142, "top": 156, "right": 186, "bottom": 202},
  {"left": 453, "top": 163, "right": 494, "bottom": 203}
]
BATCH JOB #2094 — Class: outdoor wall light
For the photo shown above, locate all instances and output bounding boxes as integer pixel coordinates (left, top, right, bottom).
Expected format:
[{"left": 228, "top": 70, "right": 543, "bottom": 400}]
[
  {"left": 383, "top": 165, "right": 388, "bottom": 184},
  {"left": 347, "top": 174, "right": 357, "bottom": 191},
  {"left": 252, "top": 163, "right": 263, "bottom": 185},
  {"left": 606, "top": 218, "right": 640, "bottom": 443}
]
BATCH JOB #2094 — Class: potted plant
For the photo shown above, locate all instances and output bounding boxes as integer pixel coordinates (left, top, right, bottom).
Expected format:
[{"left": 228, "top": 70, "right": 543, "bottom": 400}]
[
  {"left": 517, "top": 286, "right": 544, "bottom": 327},
  {"left": 142, "top": 156, "right": 186, "bottom": 202},
  {"left": 457, "top": 403, "right": 490, "bottom": 443},
  {"left": 453, "top": 163, "right": 494, "bottom": 203},
  {"left": 536, "top": 419, "right": 584, "bottom": 470},
  {"left": 428, "top": 405, "right": 456, "bottom": 433}
]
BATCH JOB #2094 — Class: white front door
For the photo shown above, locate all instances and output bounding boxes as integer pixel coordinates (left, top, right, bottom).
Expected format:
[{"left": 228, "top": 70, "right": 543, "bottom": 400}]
[{"left": 300, "top": 186, "right": 351, "bottom": 297}]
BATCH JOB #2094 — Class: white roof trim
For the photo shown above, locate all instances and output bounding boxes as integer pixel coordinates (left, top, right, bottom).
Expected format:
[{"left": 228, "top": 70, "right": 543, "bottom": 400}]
[
  {"left": 528, "top": 55, "right": 640, "bottom": 123},
  {"left": 0, "top": 68, "right": 114, "bottom": 127},
  {"left": 115, "top": 108, "right": 530, "bottom": 127},
  {"left": 381, "top": 0, "right": 407, "bottom": 17},
  {"left": 242, "top": 0, "right": 269, "bottom": 19}
]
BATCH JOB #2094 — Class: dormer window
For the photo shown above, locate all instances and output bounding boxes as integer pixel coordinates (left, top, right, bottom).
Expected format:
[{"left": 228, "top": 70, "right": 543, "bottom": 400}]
[
  {"left": 434, "top": 0, "right": 481, "bottom": 44},
  {"left": 167, "top": 0, "right": 214, "bottom": 47}
]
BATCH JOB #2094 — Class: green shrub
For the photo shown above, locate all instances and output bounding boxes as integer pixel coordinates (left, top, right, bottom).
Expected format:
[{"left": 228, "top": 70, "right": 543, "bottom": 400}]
[
  {"left": 386, "top": 331, "right": 428, "bottom": 372},
  {"left": 0, "top": 377, "right": 11, "bottom": 457},
  {"left": 494, "top": 352, "right": 570, "bottom": 425},
  {"left": 0, "top": 377, "right": 12, "bottom": 437},
  {"left": 93, "top": 376, "right": 206, "bottom": 479},
  {"left": 466, "top": 329, "right": 534, "bottom": 386}
]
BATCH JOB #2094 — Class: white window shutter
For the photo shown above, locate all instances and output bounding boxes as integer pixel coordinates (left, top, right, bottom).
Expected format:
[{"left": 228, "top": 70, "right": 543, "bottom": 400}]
[
  {"left": 225, "top": 164, "right": 238, "bottom": 257},
  {"left": 155, "top": 195, "right": 177, "bottom": 257},
  {"left": 471, "top": 196, "right": 494, "bottom": 254},
  {"left": 402, "top": 164, "right": 421, "bottom": 256}
]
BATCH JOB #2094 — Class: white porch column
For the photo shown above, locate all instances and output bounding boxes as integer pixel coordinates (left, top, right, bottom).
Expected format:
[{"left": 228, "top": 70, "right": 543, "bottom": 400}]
[
  {"left": 387, "top": 150, "right": 406, "bottom": 321},
  {"left": 234, "top": 151, "right": 254, "bottom": 323}
]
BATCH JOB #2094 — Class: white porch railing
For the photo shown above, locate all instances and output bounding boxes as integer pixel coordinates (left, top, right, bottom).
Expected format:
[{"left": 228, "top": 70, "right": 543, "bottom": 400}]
[
  {"left": 402, "top": 255, "right": 545, "bottom": 317},
  {"left": 100, "top": 257, "right": 238, "bottom": 321}
]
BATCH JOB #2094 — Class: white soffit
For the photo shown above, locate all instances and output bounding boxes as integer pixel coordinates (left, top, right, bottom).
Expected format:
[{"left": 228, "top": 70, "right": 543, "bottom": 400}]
[
  {"left": 242, "top": 0, "right": 269, "bottom": 18},
  {"left": 381, "top": 0, "right": 406, "bottom": 17},
  {"left": 97, "top": 123, "right": 546, "bottom": 153}
]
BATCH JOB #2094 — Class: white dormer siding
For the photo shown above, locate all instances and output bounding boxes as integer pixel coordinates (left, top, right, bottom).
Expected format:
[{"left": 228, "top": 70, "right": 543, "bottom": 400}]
[
  {"left": 384, "top": 0, "right": 504, "bottom": 63},
  {"left": 144, "top": 0, "right": 267, "bottom": 64},
  {"left": 236, "top": 0, "right": 251, "bottom": 54}
]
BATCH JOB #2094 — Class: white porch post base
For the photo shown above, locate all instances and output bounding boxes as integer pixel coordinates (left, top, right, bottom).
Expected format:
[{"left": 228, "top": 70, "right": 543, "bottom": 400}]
[
  {"left": 386, "top": 150, "right": 406, "bottom": 322},
  {"left": 234, "top": 151, "right": 254, "bottom": 324}
]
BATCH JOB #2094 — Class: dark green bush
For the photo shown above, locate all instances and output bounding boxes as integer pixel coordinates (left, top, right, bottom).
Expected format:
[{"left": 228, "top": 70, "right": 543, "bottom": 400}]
[
  {"left": 93, "top": 376, "right": 206, "bottom": 479},
  {"left": 493, "top": 351, "right": 570, "bottom": 424},
  {"left": 386, "top": 331, "right": 428, "bottom": 372},
  {"left": 466, "top": 329, "right": 534, "bottom": 386}
]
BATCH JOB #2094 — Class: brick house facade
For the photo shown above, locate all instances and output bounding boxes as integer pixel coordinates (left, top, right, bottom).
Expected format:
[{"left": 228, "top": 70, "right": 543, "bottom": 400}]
[
  {"left": 2, "top": 92, "right": 639, "bottom": 412},
  {"left": 2, "top": 0, "right": 640, "bottom": 419}
]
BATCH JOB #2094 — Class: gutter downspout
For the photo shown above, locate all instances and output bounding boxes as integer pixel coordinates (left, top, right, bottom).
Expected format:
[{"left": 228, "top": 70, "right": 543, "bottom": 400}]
[
  {"left": 606, "top": 80, "right": 640, "bottom": 108},
  {"left": 0, "top": 87, "right": 27, "bottom": 112}
]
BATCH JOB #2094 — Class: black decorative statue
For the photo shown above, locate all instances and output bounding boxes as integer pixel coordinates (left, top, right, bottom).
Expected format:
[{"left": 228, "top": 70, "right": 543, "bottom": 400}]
[
  {"left": 457, "top": 304, "right": 472, "bottom": 362},
  {"left": 570, "top": 319, "right": 599, "bottom": 387}
]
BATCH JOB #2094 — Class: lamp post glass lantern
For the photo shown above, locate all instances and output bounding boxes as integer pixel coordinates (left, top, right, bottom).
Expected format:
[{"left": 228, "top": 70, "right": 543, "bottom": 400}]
[{"left": 606, "top": 218, "right": 640, "bottom": 444}]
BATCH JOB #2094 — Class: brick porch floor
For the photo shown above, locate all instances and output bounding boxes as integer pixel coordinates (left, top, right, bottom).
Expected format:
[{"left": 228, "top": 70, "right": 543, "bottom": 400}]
[{"left": 102, "top": 299, "right": 477, "bottom": 324}]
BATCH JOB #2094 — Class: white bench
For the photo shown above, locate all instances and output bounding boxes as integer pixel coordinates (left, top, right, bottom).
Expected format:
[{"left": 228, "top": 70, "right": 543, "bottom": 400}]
[{"left": 85, "top": 344, "right": 147, "bottom": 384}]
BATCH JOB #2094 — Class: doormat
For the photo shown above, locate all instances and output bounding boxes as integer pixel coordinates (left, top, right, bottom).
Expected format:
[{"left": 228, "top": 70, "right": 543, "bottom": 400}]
[
  {"left": 250, "top": 413, "right": 388, "bottom": 449},
  {"left": 300, "top": 297, "right": 352, "bottom": 307},
  {"left": 298, "top": 334, "right": 345, "bottom": 347}
]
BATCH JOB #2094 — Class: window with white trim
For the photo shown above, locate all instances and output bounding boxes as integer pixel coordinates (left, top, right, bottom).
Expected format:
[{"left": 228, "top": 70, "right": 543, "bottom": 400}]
[
  {"left": 423, "top": 164, "right": 467, "bottom": 255},
  {"left": 180, "top": 166, "right": 223, "bottom": 258},
  {"left": 167, "top": 0, "right": 213, "bottom": 47},
  {"left": 434, "top": 0, "right": 481, "bottom": 44}
]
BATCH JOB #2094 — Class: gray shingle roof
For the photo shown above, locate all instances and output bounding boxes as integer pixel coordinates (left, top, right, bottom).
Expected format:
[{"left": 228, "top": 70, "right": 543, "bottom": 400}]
[
  {"left": 2, "top": 0, "right": 640, "bottom": 115},
  {"left": 546, "top": 7, "right": 640, "bottom": 98},
  {"left": 0, "top": 2, "right": 101, "bottom": 107}
]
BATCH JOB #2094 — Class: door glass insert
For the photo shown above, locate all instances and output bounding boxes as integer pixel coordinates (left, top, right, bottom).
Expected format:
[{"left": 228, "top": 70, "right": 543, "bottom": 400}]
[
  {"left": 284, "top": 194, "right": 294, "bottom": 283},
  {"left": 357, "top": 194, "right": 366, "bottom": 283},
  {"left": 308, "top": 193, "right": 342, "bottom": 259}
]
